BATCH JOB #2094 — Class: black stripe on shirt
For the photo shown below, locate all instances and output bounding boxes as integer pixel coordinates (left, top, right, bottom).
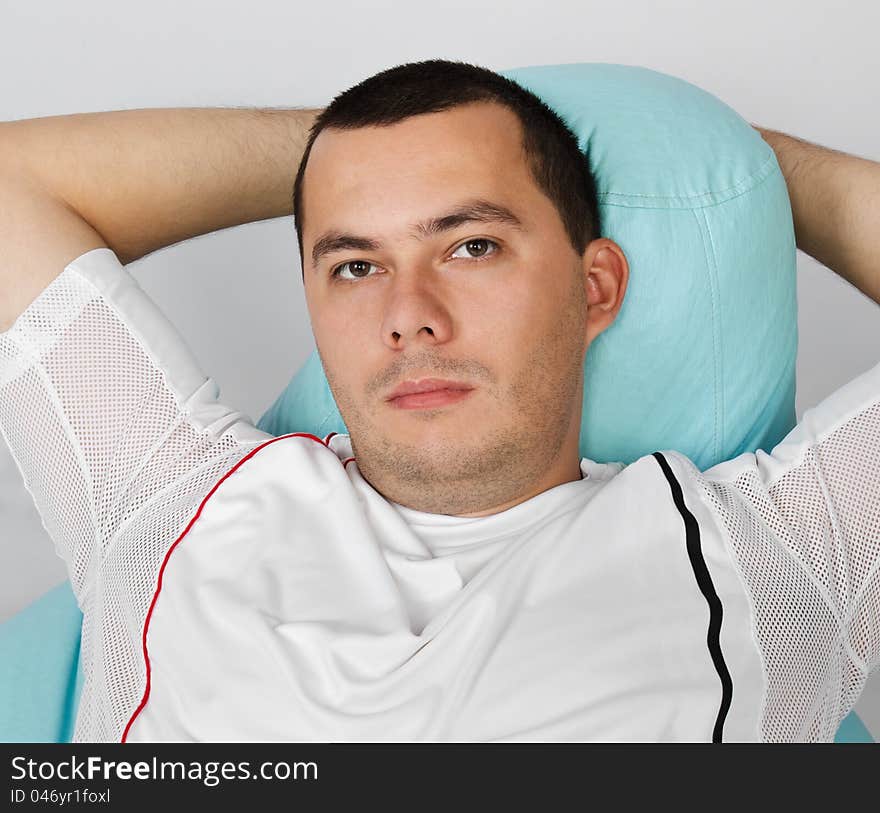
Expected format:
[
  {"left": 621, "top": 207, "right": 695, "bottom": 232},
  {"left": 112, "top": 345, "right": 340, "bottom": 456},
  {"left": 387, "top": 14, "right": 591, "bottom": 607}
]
[{"left": 652, "top": 451, "right": 733, "bottom": 743}]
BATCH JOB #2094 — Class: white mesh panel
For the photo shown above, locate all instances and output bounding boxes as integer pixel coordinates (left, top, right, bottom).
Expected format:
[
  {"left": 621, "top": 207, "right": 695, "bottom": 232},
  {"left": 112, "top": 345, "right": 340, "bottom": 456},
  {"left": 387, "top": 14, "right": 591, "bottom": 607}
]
[
  {"left": 0, "top": 262, "right": 265, "bottom": 743},
  {"left": 74, "top": 443, "right": 255, "bottom": 743},
  {"left": 691, "top": 398, "right": 880, "bottom": 741}
]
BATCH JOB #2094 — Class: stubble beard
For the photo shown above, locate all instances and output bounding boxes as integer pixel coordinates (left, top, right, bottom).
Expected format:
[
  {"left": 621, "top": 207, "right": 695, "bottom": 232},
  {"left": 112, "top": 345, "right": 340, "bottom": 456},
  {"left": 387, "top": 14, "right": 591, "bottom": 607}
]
[{"left": 324, "top": 274, "right": 587, "bottom": 515}]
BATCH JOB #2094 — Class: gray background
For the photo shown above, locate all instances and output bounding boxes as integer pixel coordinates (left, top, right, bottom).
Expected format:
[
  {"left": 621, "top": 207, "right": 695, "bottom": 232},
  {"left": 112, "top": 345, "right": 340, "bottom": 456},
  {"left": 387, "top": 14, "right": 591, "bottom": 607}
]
[{"left": 1, "top": 0, "right": 879, "bottom": 737}]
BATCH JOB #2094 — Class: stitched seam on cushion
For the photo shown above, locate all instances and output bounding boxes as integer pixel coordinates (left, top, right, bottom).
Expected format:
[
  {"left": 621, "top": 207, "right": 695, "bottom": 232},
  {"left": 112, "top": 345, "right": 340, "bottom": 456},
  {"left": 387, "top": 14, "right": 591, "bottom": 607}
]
[
  {"left": 691, "top": 206, "right": 723, "bottom": 464},
  {"left": 703, "top": 205, "right": 724, "bottom": 463},
  {"left": 314, "top": 409, "right": 336, "bottom": 435},
  {"left": 598, "top": 150, "right": 779, "bottom": 209}
]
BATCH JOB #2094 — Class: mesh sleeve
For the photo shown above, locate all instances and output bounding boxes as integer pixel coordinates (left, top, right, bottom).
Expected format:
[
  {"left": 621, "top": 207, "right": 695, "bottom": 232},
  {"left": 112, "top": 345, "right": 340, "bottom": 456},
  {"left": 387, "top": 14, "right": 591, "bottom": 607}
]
[
  {"left": 0, "top": 247, "right": 269, "bottom": 607},
  {"left": 695, "top": 358, "right": 880, "bottom": 740}
]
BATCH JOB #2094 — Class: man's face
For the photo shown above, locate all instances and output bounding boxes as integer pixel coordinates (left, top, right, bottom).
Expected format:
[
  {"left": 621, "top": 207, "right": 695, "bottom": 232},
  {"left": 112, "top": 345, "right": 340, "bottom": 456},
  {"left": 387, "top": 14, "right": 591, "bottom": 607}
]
[{"left": 301, "top": 100, "right": 613, "bottom": 516}]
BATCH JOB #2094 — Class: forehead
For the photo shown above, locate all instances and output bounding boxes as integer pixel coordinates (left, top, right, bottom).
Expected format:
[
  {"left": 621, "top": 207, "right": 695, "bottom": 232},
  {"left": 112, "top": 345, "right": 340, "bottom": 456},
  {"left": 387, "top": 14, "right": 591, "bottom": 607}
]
[{"left": 301, "top": 102, "right": 540, "bottom": 242}]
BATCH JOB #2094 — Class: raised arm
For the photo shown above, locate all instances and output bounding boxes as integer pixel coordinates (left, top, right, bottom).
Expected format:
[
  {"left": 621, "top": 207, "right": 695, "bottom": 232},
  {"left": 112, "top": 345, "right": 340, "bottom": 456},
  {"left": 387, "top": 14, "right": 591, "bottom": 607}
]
[
  {"left": 752, "top": 125, "right": 880, "bottom": 306},
  {"left": 0, "top": 102, "right": 320, "bottom": 632},
  {"left": 0, "top": 105, "right": 321, "bottom": 330},
  {"left": 693, "top": 127, "right": 880, "bottom": 738}
]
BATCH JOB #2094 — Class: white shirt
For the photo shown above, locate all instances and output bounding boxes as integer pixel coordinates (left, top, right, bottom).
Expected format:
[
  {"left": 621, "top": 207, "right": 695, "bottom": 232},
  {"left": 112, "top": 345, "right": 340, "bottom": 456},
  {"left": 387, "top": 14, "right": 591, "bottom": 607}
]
[{"left": 0, "top": 247, "right": 877, "bottom": 742}]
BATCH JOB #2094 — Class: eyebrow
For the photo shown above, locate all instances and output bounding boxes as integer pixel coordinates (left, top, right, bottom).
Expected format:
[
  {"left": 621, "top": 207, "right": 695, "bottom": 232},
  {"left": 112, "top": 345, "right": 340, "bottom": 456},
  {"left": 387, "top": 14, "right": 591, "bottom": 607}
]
[{"left": 310, "top": 197, "right": 526, "bottom": 270}]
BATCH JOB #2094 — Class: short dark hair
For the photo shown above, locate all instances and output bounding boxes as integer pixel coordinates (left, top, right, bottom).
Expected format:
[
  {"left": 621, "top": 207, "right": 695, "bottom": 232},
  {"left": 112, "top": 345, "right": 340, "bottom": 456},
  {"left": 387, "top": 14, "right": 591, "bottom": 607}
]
[{"left": 293, "top": 59, "right": 601, "bottom": 279}]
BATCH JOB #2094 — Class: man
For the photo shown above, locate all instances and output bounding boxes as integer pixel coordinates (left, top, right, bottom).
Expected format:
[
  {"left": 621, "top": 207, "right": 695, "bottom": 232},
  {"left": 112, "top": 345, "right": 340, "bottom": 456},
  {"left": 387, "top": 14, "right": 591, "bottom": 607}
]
[{"left": 0, "top": 60, "right": 877, "bottom": 743}]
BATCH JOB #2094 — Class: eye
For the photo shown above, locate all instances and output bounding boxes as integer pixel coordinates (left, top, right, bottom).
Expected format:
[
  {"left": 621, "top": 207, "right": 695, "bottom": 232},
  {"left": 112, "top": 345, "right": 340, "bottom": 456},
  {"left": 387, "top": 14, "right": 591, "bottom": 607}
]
[
  {"left": 330, "top": 259, "right": 379, "bottom": 282},
  {"left": 449, "top": 237, "right": 499, "bottom": 261}
]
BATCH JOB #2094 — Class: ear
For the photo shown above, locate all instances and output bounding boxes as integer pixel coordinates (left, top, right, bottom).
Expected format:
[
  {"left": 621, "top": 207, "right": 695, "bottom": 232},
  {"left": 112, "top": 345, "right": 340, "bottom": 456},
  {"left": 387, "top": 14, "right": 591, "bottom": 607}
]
[{"left": 582, "top": 238, "right": 629, "bottom": 351}]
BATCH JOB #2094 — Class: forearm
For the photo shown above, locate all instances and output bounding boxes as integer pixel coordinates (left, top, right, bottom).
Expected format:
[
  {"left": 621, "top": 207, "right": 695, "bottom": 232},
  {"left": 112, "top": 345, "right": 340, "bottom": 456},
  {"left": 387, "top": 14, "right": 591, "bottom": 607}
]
[
  {"left": 754, "top": 125, "right": 880, "bottom": 306},
  {"left": 0, "top": 106, "right": 321, "bottom": 265}
]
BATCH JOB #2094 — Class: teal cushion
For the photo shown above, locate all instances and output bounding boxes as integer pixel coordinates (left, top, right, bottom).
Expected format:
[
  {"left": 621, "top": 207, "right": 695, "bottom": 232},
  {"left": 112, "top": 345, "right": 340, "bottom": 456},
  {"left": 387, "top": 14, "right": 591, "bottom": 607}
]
[
  {"left": 0, "top": 62, "right": 872, "bottom": 743},
  {"left": 0, "top": 581, "right": 83, "bottom": 743}
]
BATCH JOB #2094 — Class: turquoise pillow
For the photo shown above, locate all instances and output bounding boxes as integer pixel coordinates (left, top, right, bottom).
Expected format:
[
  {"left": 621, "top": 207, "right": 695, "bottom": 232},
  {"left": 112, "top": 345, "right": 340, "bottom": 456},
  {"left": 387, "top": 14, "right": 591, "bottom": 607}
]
[
  {"left": 258, "top": 62, "right": 798, "bottom": 471},
  {"left": 0, "top": 581, "right": 83, "bottom": 743},
  {"left": 1, "top": 62, "right": 872, "bottom": 744}
]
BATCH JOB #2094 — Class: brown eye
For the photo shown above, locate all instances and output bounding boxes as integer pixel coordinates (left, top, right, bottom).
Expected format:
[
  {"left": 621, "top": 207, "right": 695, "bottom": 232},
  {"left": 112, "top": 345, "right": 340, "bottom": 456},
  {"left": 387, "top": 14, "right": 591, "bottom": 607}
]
[
  {"left": 331, "top": 260, "right": 378, "bottom": 281},
  {"left": 450, "top": 238, "right": 499, "bottom": 260}
]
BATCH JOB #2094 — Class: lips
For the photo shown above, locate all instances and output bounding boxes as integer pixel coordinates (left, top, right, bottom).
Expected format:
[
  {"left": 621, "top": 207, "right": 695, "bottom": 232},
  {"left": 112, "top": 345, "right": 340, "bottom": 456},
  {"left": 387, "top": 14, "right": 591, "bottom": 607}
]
[{"left": 386, "top": 377, "right": 474, "bottom": 401}]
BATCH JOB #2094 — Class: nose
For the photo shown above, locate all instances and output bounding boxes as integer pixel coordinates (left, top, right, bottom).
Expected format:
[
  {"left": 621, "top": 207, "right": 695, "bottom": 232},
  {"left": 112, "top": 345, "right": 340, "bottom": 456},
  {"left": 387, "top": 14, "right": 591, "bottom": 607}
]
[{"left": 381, "top": 274, "right": 454, "bottom": 350}]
